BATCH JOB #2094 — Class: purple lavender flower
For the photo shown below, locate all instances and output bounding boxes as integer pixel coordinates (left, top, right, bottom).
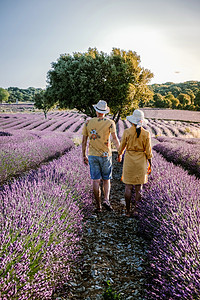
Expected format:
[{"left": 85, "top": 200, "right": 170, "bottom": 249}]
[
  {"left": 153, "top": 138, "right": 200, "bottom": 178},
  {"left": 0, "top": 146, "right": 93, "bottom": 299},
  {"left": 138, "top": 150, "right": 200, "bottom": 299}
]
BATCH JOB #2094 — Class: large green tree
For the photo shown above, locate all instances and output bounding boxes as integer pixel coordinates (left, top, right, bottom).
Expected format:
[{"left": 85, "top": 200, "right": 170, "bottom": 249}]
[
  {"left": 46, "top": 48, "right": 153, "bottom": 122},
  {"left": 0, "top": 88, "right": 9, "bottom": 103},
  {"left": 34, "top": 90, "right": 55, "bottom": 118}
]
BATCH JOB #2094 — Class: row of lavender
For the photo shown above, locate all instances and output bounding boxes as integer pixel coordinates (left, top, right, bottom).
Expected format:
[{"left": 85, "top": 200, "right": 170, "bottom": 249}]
[
  {"left": 138, "top": 150, "right": 200, "bottom": 299},
  {"left": 153, "top": 136, "right": 200, "bottom": 178},
  {"left": 0, "top": 111, "right": 86, "bottom": 134},
  {"left": 0, "top": 130, "right": 75, "bottom": 183},
  {"left": 0, "top": 146, "right": 93, "bottom": 299},
  {"left": 146, "top": 119, "right": 200, "bottom": 138},
  {"left": 0, "top": 111, "right": 199, "bottom": 139}
]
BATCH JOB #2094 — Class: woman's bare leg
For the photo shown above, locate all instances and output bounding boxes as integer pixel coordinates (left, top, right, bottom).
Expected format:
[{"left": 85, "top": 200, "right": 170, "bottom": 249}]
[
  {"left": 134, "top": 184, "right": 142, "bottom": 214},
  {"left": 125, "top": 184, "right": 133, "bottom": 217}
]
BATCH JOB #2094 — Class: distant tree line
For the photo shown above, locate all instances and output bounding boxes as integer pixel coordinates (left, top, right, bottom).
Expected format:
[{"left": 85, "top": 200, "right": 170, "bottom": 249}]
[
  {"left": 149, "top": 81, "right": 200, "bottom": 111},
  {"left": 0, "top": 87, "right": 43, "bottom": 103},
  {"left": 2, "top": 82, "right": 200, "bottom": 111}
]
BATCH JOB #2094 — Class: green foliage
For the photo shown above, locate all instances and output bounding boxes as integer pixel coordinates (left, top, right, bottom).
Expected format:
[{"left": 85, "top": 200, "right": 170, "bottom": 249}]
[
  {"left": 152, "top": 92, "right": 180, "bottom": 109},
  {"left": 153, "top": 93, "right": 165, "bottom": 108},
  {"left": 149, "top": 81, "right": 200, "bottom": 97},
  {"left": 177, "top": 93, "right": 191, "bottom": 107},
  {"left": 7, "top": 87, "right": 43, "bottom": 103},
  {"left": 149, "top": 81, "right": 200, "bottom": 110},
  {"left": 46, "top": 47, "right": 153, "bottom": 122},
  {"left": 34, "top": 90, "right": 55, "bottom": 118},
  {"left": 194, "top": 90, "right": 200, "bottom": 109},
  {"left": 102, "top": 280, "right": 121, "bottom": 300},
  {"left": 0, "top": 88, "right": 9, "bottom": 103},
  {"left": 164, "top": 92, "right": 180, "bottom": 109}
]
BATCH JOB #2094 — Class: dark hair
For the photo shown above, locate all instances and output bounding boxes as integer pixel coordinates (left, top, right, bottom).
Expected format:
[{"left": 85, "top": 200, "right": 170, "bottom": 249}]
[{"left": 136, "top": 127, "right": 141, "bottom": 138}]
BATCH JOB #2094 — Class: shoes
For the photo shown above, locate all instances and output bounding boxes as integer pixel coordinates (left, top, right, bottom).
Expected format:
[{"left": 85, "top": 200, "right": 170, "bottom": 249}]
[
  {"left": 132, "top": 210, "right": 139, "bottom": 218},
  {"left": 125, "top": 212, "right": 131, "bottom": 218},
  {"left": 102, "top": 199, "right": 113, "bottom": 211},
  {"left": 94, "top": 208, "right": 102, "bottom": 213}
]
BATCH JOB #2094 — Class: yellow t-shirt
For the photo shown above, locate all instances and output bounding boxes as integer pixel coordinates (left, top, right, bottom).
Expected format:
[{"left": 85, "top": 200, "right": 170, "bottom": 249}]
[{"left": 82, "top": 117, "right": 116, "bottom": 157}]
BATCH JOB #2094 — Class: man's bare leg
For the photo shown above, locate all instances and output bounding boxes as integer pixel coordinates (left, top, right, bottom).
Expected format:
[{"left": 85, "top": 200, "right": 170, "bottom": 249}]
[
  {"left": 102, "top": 179, "right": 113, "bottom": 210},
  {"left": 102, "top": 179, "right": 110, "bottom": 202},
  {"left": 93, "top": 179, "right": 102, "bottom": 211}
]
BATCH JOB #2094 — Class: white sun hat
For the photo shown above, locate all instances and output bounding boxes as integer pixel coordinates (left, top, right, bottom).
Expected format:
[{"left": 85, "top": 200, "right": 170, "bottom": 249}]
[
  {"left": 127, "top": 109, "right": 148, "bottom": 128},
  {"left": 93, "top": 100, "right": 110, "bottom": 114}
]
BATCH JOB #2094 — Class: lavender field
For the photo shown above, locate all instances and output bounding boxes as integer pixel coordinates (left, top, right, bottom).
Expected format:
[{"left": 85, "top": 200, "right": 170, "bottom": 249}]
[
  {"left": 0, "top": 110, "right": 199, "bottom": 183},
  {"left": 0, "top": 111, "right": 86, "bottom": 183},
  {"left": 153, "top": 136, "right": 200, "bottom": 178},
  {"left": 0, "top": 146, "right": 93, "bottom": 299},
  {"left": 139, "top": 151, "right": 200, "bottom": 299},
  {"left": 0, "top": 110, "right": 199, "bottom": 139},
  {"left": 0, "top": 109, "right": 200, "bottom": 299},
  {"left": 0, "top": 131, "right": 74, "bottom": 183}
]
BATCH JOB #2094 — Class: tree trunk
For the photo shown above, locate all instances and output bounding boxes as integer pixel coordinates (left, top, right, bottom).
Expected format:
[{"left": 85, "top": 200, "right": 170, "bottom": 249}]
[
  {"left": 115, "top": 112, "right": 121, "bottom": 124},
  {"left": 113, "top": 110, "right": 121, "bottom": 124},
  {"left": 112, "top": 113, "right": 116, "bottom": 121}
]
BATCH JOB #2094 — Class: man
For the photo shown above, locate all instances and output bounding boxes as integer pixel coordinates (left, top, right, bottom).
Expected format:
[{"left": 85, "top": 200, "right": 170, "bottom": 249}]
[{"left": 82, "top": 100, "right": 120, "bottom": 212}]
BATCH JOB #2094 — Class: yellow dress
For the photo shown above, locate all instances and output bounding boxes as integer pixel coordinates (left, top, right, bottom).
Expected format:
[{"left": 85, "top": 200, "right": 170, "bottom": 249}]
[{"left": 118, "top": 126, "right": 153, "bottom": 185}]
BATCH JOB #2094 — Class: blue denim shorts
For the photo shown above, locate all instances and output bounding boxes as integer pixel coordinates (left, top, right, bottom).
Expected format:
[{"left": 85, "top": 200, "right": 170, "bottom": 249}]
[{"left": 88, "top": 155, "right": 112, "bottom": 180}]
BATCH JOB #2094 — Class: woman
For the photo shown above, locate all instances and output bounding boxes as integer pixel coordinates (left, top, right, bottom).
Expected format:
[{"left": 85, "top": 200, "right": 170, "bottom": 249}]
[{"left": 118, "top": 109, "right": 152, "bottom": 217}]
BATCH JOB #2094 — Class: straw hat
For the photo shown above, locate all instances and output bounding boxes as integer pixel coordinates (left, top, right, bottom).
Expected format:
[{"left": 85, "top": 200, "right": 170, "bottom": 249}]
[
  {"left": 127, "top": 109, "right": 148, "bottom": 128},
  {"left": 93, "top": 100, "right": 110, "bottom": 114}
]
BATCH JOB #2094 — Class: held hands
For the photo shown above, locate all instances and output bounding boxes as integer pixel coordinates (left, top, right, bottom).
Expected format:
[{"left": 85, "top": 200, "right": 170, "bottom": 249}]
[
  {"left": 117, "top": 154, "right": 122, "bottom": 163},
  {"left": 83, "top": 156, "right": 89, "bottom": 165},
  {"left": 147, "top": 164, "right": 151, "bottom": 175}
]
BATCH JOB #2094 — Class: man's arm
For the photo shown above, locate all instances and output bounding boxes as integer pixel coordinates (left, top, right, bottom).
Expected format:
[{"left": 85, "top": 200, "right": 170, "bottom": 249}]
[
  {"left": 111, "top": 132, "right": 120, "bottom": 151},
  {"left": 82, "top": 135, "right": 89, "bottom": 165}
]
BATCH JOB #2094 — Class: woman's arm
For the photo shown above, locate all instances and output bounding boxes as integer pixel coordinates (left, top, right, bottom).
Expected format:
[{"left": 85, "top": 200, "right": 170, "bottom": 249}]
[
  {"left": 145, "top": 132, "right": 153, "bottom": 160},
  {"left": 148, "top": 158, "right": 152, "bottom": 167},
  {"left": 117, "top": 132, "right": 127, "bottom": 162}
]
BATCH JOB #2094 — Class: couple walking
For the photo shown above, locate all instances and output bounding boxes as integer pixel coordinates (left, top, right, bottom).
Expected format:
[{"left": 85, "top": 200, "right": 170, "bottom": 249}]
[{"left": 82, "top": 100, "right": 152, "bottom": 217}]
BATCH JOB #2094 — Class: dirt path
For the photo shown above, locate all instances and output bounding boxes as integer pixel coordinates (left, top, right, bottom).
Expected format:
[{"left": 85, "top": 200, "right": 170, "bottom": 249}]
[{"left": 53, "top": 150, "right": 151, "bottom": 300}]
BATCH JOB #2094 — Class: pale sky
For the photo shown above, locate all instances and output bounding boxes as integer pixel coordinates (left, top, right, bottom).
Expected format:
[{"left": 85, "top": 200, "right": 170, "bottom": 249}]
[{"left": 0, "top": 0, "right": 200, "bottom": 88}]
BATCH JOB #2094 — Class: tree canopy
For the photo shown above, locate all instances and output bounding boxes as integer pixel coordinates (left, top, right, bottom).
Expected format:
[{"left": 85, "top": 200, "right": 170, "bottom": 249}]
[
  {"left": 45, "top": 47, "right": 153, "bottom": 121},
  {"left": 0, "top": 88, "right": 10, "bottom": 103}
]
